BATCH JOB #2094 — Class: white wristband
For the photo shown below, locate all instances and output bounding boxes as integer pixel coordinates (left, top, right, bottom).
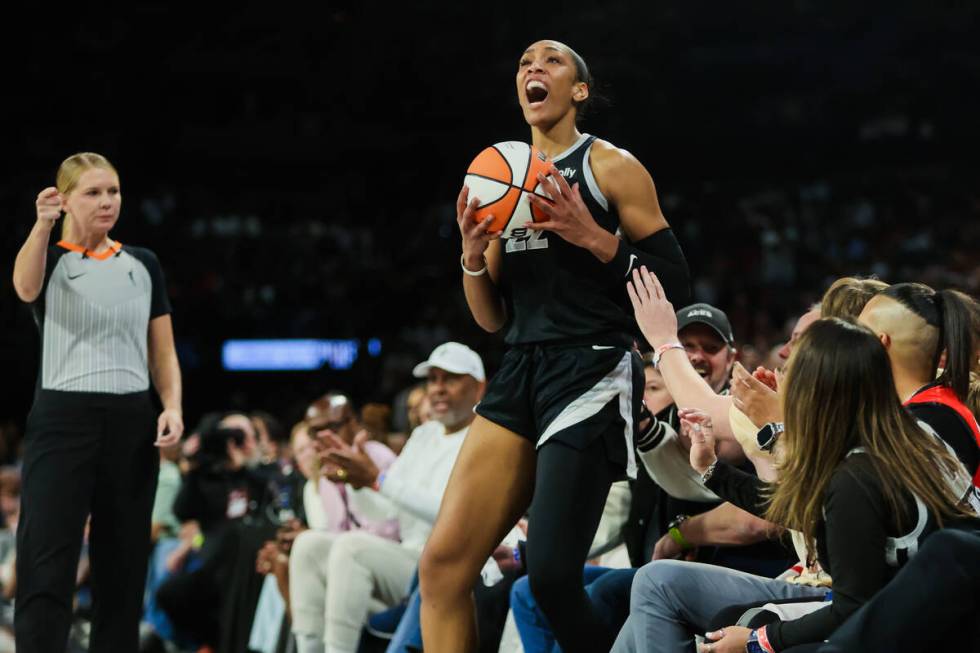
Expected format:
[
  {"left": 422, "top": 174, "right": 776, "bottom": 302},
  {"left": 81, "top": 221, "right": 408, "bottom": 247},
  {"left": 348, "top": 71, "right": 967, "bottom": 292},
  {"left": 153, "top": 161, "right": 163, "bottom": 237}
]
[{"left": 461, "top": 253, "right": 488, "bottom": 276}]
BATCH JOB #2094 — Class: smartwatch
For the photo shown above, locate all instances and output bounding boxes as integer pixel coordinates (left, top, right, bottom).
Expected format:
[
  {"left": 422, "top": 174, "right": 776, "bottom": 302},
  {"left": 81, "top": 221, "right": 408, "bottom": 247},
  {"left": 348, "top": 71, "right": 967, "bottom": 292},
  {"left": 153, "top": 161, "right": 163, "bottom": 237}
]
[
  {"left": 756, "top": 422, "right": 784, "bottom": 453},
  {"left": 745, "top": 629, "right": 765, "bottom": 653}
]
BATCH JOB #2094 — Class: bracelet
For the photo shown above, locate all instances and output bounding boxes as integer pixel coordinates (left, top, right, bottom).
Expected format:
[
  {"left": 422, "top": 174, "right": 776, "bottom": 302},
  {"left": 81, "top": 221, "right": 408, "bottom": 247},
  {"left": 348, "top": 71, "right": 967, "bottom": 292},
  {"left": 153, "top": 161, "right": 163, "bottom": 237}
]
[
  {"left": 460, "top": 253, "right": 488, "bottom": 276},
  {"left": 668, "top": 526, "right": 693, "bottom": 552},
  {"left": 700, "top": 460, "right": 718, "bottom": 485},
  {"left": 652, "top": 342, "right": 684, "bottom": 369},
  {"left": 667, "top": 514, "right": 694, "bottom": 551}
]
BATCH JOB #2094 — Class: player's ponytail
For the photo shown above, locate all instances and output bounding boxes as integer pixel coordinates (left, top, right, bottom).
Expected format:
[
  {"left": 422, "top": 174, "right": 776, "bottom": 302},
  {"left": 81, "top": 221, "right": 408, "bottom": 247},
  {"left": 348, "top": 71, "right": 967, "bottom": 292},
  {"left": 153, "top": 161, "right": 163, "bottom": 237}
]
[{"left": 554, "top": 42, "right": 607, "bottom": 123}]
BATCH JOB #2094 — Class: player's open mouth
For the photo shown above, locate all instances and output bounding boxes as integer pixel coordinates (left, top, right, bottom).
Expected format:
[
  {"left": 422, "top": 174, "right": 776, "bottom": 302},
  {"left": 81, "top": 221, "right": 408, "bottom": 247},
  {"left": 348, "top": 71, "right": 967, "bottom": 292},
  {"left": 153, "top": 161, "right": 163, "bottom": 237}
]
[
  {"left": 694, "top": 366, "right": 710, "bottom": 379},
  {"left": 526, "top": 80, "right": 549, "bottom": 105}
]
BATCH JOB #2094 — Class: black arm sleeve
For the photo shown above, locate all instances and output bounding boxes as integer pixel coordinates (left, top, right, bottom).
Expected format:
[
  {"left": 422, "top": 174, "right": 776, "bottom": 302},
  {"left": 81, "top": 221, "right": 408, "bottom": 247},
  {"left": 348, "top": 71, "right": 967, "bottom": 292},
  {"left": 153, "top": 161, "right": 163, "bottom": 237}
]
[
  {"left": 608, "top": 228, "right": 691, "bottom": 305},
  {"left": 703, "top": 461, "right": 769, "bottom": 517},
  {"left": 767, "top": 465, "right": 892, "bottom": 651}
]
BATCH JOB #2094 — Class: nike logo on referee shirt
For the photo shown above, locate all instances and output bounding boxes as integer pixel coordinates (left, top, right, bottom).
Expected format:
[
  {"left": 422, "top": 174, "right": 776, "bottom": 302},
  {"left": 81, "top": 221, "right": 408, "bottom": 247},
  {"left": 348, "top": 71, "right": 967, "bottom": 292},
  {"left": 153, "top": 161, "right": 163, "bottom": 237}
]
[{"left": 67, "top": 272, "right": 86, "bottom": 280}]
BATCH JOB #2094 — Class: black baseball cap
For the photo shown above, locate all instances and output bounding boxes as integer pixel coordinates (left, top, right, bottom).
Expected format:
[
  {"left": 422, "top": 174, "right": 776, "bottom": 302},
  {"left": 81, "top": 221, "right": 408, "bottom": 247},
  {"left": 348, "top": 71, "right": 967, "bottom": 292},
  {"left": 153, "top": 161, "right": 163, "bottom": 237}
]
[{"left": 676, "top": 303, "right": 735, "bottom": 345}]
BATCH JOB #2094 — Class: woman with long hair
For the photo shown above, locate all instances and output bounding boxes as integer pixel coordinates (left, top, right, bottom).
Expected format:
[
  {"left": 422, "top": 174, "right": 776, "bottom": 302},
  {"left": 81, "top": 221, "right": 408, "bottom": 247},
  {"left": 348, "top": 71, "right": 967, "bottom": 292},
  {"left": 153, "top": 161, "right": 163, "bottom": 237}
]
[{"left": 617, "top": 268, "right": 977, "bottom": 653}]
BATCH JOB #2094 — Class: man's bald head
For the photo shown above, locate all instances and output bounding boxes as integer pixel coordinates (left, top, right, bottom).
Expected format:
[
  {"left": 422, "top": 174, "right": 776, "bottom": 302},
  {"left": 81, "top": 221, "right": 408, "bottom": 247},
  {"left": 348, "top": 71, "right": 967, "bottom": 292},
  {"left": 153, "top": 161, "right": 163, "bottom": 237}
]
[{"left": 858, "top": 294, "right": 937, "bottom": 379}]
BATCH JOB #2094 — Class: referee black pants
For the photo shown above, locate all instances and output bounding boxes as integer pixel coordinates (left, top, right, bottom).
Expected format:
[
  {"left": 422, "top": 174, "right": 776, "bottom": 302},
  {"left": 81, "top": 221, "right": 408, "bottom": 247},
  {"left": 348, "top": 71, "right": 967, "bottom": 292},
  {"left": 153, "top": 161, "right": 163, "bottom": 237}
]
[{"left": 15, "top": 390, "right": 159, "bottom": 653}]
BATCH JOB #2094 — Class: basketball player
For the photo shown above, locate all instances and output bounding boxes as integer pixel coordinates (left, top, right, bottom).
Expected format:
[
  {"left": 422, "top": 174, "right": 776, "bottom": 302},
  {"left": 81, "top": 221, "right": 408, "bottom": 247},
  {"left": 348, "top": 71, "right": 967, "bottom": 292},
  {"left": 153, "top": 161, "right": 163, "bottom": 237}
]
[{"left": 419, "top": 40, "right": 690, "bottom": 653}]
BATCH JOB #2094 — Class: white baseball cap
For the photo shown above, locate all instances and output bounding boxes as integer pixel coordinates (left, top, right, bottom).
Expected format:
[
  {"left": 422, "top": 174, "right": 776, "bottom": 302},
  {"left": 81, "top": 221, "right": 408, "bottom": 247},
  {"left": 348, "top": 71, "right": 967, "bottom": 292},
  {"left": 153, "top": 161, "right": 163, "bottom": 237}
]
[{"left": 412, "top": 342, "right": 486, "bottom": 382}]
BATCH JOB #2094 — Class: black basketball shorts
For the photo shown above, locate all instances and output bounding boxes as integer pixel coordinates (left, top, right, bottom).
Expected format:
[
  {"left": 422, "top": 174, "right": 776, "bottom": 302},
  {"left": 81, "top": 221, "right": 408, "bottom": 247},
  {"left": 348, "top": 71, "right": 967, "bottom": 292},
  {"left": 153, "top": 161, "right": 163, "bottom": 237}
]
[{"left": 475, "top": 342, "right": 644, "bottom": 477}]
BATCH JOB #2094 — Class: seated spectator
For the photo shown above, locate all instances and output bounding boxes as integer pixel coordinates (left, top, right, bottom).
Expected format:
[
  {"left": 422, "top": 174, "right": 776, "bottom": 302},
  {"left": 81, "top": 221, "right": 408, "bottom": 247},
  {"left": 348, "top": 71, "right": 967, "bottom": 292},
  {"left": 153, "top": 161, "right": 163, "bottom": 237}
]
[
  {"left": 629, "top": 304, "right": 792, "bottom": 576},
  {"left": 360, "top": 402, "right": 395, "bottom": 448},
  {"left": 405, "top": 384, "right": 431, "bottom": 432},
  {"left": 155, "top": 422, "right": 275, "bottom": 650},
  {"left": 305, "top": 392, "right": 399, "bottom": 538},
  {"left": 733, "top": 276, "right": 886, "bottom": 436},
  {"left": 219, "top": 411, "right": 264, "bottom": 469},
  {"left": 249, "top": 421, "right": 331, "bottom": 653},
  {"left": 139, "top": 441, "right": 183, "bottom": 652},
  {"left": 289, "top": 342, "right": 485, "bottom": 653},
  {"left": 264, "top": 399, "right": 398, "bottom": 619},
  {"left": 291, "top": 420, "right": 327, "bottom": 531},
  {"left": 0, "top": 467, "right": 19, "bottom": 642},
  {"left": 858, "top": 282, "right": 980, "bottom": 482},
  {"left": 818, "top": 276, "right": 888, "bottom": 322},
  {"left": 388, "top": 384, "right": 432, "bottom": 456},
  {"left": 251, "top": 410, "right": 287, "bottom": 468},
  {"left": 731, "top": 276, "right": 887, "bottom": 483}
]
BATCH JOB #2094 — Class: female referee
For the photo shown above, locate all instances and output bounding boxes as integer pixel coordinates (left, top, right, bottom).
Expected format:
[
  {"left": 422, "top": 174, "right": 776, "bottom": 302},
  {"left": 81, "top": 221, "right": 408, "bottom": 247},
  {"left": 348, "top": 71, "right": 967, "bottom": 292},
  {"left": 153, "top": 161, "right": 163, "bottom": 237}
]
[
  {"left": 12, "top": 152, "right": 183, "bottom": 652},
  {"left": 419, "top": 40, "right": 690, "bottom": 653}
]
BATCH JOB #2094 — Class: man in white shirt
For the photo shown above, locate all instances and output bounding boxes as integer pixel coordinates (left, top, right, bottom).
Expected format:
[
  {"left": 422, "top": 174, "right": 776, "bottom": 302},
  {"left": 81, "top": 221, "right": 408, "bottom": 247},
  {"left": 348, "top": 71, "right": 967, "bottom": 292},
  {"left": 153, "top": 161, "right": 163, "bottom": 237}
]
[{"left": 288, "top": 342, "right": 485, "bottom": 653}]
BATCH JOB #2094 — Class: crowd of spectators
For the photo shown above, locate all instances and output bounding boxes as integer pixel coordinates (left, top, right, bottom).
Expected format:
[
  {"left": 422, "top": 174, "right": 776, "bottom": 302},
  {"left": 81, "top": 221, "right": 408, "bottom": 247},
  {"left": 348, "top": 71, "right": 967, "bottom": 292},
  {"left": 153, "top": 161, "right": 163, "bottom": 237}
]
[{"left": 2, "top": 270, "right": 974, "bottom": 653}]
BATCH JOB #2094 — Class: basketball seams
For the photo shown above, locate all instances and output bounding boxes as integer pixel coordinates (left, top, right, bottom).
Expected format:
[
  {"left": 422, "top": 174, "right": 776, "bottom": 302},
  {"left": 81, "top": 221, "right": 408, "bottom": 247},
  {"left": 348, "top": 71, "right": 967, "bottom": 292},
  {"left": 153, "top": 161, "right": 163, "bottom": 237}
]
[
  {"left": 466, "top": 172, "right": 535, "bottom": 194},
  {"left": 518, "top": 142, "right": 534, "bottom": 190},
  {"left": 490, "top": 145, "right": 515, "bottom": 185}
]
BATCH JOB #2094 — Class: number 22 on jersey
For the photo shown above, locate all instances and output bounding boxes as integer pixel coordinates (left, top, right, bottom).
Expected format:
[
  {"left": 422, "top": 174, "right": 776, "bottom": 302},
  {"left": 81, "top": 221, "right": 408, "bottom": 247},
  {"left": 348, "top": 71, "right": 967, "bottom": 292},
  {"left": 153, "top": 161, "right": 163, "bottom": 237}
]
[{"left": 505, "top": 227, "right": 549, "bottom": 253}]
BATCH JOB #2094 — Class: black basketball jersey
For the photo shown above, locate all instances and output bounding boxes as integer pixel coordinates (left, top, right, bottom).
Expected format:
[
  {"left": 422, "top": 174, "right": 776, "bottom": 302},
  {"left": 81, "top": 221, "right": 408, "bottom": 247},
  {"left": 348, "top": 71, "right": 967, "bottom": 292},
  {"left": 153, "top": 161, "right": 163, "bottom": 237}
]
[{"left": 499, "top": 133, "right": 633, "bottom": 345}]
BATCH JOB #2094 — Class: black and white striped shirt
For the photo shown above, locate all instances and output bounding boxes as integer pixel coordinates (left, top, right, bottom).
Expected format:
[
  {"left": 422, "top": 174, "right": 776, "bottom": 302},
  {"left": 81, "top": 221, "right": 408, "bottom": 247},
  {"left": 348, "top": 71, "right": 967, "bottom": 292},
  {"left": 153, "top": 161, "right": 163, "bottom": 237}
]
[{"left": 31, "top": 240, "right": 171, "bottom": 394}]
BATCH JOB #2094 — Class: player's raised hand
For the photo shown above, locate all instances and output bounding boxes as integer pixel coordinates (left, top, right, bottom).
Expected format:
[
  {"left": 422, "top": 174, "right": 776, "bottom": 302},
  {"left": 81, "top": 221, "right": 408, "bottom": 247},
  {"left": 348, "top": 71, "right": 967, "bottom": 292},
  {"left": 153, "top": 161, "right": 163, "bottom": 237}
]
[{"left": 36, "top": 187, "right": 63, "bottom": 228}]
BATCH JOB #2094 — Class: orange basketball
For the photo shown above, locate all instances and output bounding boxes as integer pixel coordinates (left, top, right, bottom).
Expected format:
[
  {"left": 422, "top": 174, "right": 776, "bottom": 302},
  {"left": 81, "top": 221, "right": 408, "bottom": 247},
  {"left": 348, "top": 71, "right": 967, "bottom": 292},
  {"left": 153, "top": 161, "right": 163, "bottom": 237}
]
[{"left": 463, "top": 142, "right": 553, "bottom": 237}]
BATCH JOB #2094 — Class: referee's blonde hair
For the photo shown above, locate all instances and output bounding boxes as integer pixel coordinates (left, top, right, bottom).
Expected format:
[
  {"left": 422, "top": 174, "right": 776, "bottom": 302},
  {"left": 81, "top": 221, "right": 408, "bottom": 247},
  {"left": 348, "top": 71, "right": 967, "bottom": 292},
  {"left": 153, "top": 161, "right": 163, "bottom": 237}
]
[{"left": 55, "top": 152, "right": 118, "bottom": 241}]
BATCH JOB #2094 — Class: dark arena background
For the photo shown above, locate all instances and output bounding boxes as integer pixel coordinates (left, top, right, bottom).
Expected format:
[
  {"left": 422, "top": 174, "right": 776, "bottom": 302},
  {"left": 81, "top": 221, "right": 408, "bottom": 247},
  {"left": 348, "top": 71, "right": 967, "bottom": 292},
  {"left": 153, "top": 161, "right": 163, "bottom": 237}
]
[{"left": 2, "top": 3, "right": 979, "bottom": 451}]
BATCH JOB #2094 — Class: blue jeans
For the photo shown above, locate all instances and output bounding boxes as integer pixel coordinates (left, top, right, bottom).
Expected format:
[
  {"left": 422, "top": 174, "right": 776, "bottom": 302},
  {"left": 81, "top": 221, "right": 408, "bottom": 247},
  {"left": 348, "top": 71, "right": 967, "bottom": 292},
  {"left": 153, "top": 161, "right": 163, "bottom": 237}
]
[
  {"left": 142, "top": 537, "right": 182, "bottom": 641},
  {"left": 385, "top": 585, "right": 423, "bottom": 653},
  {"left": 611, "top": 560, "right": 827, "bottom": 653},
  {"left": 511, "top": 566, "right": 637, "bottom": 653}
]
